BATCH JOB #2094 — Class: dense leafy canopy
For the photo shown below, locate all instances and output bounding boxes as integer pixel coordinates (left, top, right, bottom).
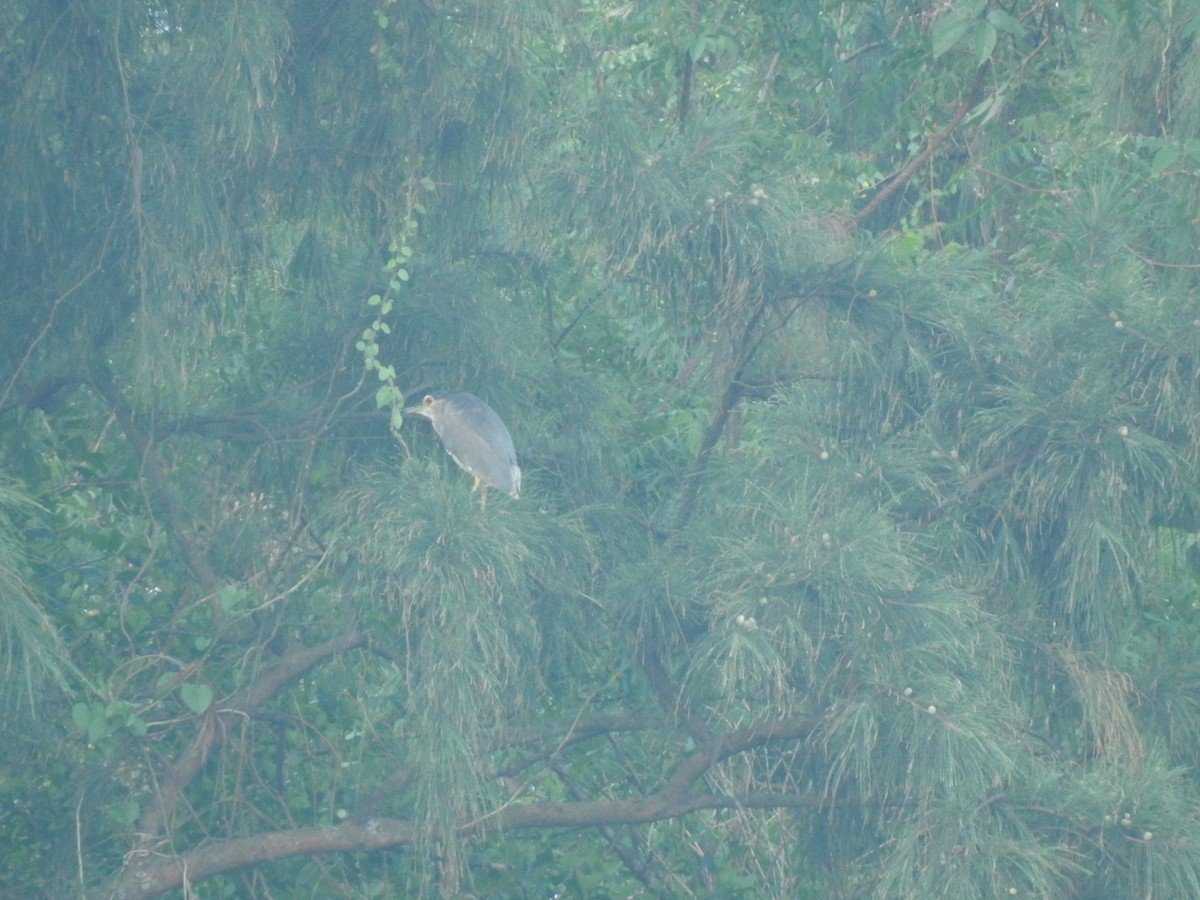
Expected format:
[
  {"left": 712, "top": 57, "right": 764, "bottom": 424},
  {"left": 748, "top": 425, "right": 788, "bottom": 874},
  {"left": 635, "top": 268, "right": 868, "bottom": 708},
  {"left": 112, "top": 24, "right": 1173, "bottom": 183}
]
[{"left": 4, "top": 0, "right": 1200, "bottom": 897}]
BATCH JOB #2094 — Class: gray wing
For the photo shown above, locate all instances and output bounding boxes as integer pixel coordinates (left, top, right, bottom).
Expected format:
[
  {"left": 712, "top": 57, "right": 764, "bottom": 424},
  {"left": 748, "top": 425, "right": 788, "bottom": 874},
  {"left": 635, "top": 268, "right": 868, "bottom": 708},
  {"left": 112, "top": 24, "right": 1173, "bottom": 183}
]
[{"left": 434, "top": 394, "right": 521, "bottom": 497}]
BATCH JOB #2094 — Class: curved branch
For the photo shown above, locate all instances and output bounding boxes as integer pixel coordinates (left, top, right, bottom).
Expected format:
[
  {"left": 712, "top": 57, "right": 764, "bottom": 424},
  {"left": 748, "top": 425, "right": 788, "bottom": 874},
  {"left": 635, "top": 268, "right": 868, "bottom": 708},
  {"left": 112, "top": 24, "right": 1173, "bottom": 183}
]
[
  {"left": 105, "top": 714, "right": 818, "bottom": 899},
  {"left": 854, "top": 68, "right": 986, "bottom": 228},
  {"left": 120, "top": 631, "right": 365, "bottom": 871}
]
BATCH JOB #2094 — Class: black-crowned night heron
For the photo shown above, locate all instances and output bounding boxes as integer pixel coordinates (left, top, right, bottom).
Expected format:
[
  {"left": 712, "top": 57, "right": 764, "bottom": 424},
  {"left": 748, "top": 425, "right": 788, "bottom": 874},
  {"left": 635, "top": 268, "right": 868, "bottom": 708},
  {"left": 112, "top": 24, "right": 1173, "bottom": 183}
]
[{"left": 405, "top": 391, "right": 521, "bottom": 501}]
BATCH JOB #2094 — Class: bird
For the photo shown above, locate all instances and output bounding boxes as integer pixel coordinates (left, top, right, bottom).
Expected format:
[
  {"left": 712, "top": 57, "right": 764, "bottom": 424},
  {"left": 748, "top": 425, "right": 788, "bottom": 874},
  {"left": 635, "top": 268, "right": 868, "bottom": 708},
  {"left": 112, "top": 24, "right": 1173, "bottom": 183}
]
[{"left": 404, "top": 391, "right": 521, "bottom": 502}]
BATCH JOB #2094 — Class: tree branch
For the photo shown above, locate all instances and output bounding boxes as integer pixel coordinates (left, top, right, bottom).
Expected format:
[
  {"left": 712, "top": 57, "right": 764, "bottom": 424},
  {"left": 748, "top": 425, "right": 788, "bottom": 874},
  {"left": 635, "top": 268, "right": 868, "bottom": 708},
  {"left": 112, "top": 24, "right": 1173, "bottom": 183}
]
[
  {"left": 104, "top": 714, "right": 818, "bottom": 899},
  {"left": 110, "top": 629, "right": 366, "bottom": 896},
  {"left": 854, "top": 68, "right": 986, "bottom": 228},
  {"left": 87, "top": 362, "right": 226, "bottom": 604}
]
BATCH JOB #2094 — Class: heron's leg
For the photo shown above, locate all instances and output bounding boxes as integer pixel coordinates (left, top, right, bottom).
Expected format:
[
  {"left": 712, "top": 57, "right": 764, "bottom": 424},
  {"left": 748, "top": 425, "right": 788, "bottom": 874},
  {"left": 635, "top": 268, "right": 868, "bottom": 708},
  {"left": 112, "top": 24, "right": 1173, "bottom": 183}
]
[{"left": 472, "top": 475, "right": 490, "bottom": 509}]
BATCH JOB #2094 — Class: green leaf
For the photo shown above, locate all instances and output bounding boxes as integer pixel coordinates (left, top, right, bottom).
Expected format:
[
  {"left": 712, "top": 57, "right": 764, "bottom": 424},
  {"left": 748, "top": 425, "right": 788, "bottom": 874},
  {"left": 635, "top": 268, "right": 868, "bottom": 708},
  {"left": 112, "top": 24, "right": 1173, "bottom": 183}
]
[
  {"left": 964, "top": 85, "right": 1009, "bottom": 128},
  {"left": 1150, "top": 147, "right": 1181, "bottom": 178},
  {"left": 372, "top": 384, "right": 400, "bottom": 408},
  {"left": 973, "top": 22, "right": 997, "bottom": 65},
  {"left": 932, "top": 11, "right": 972, "bottom": 59},
  {"left": 1091, "top": 0, "right": 1118, "bottom": 24},
  {"left": 72, "top": 701, "right": 110, "bottom": 743},
  {"left": 985, "top": 9, "right": 1024, "bottom": 37},
  {"left": 181, "top": 683, "right": 214, "bottom": 715},
  {"left": 219, "top": 584, "right": 245, "bottom": 611},
  {"left": 109, "top": 797, "right": 141, "bottom": 826},
  {"left": 71, "top": 702, "right": 93, "bottom": 735}
]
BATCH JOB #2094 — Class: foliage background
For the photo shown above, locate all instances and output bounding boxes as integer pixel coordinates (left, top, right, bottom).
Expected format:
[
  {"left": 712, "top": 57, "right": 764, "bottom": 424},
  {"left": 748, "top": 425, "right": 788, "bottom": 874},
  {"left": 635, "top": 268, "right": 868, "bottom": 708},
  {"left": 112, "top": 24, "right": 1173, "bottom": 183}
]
[{"left": 3, "top": 0, "right": 1200, "bottom": 897}]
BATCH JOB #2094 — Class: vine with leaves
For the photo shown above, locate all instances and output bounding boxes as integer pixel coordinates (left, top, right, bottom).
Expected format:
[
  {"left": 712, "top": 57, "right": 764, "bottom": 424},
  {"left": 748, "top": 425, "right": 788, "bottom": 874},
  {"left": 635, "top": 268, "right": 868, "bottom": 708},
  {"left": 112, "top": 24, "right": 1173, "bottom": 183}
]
[{"left": 356, "top": 191, "right": 430, "bottom": 433}]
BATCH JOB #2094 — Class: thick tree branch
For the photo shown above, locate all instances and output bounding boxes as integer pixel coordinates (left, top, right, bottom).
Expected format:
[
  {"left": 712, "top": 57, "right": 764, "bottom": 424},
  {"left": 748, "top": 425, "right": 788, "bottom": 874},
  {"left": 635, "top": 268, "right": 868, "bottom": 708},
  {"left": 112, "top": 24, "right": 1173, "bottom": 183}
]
[
  {"left": 543, "top": 756, "right": 658, "bottom": 892},
  {"left": 113, "top": 630, "right": 366, "bottom": 892},
  {"left": 672, "top": 289, "right": 771, "bottom": 533},
  {"left": 105, "top": 714, "right": 818, "bottom": 899},
  {"left": 854, "top": 68, "right": 986, "bottom": 227},
  {"left": 357, "top": 712, "right": 671, "bottom": 822}
]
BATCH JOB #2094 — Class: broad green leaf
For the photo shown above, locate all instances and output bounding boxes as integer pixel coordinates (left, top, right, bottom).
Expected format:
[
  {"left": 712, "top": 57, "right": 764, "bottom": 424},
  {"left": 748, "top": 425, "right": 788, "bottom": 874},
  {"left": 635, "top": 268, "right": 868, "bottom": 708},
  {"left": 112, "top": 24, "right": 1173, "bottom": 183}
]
[
  {"left": 1150, "top": 147, "right": 1181, "bottom": 178},
  {"left": 181, "top": 683, "right": 214, "bottom": 715},
  {"left": 109, "top": 798, "right": 141, "bottom": 826},
  {"left": 72, "top": 701, "right": 94, "bottom": 735},
  {"left": 219, "top": 584, "right": 245, "bottom": 611},
  {"left": 72, "top": 701, "right": 109, "bottom": 743},
  {"left": 1092, "top": 0, "right": 1118, "bottom": 24},
  {"left": 973, "top": 22, "right": 997, "bottom": 66},
  {"left": 932, "top": 11, "right": 972, "bottom": 59},
  {"left": 986, "top": 9, "right": 1024, "bottom": 37}
]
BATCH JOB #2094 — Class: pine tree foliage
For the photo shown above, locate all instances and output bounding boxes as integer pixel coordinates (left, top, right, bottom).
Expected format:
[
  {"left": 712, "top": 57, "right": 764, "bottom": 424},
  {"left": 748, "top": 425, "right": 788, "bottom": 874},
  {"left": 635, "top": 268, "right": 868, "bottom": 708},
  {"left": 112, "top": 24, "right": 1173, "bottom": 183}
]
[
  {"left": 0, "top": 480, "right": 75, "bottom": 715},
  {"left": 3, "top": 0, "right": 1200, "bottom": 897}
]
